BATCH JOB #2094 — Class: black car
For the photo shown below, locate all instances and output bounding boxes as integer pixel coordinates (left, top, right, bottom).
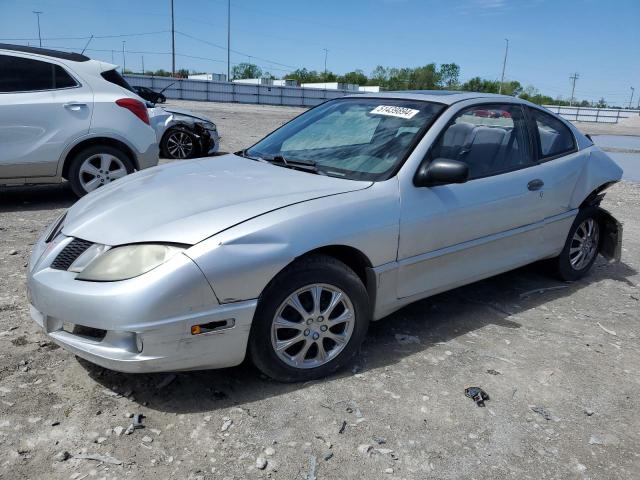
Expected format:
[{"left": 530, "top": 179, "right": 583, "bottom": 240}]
[{"left": 133, "top": 85, "right": 167, "bottom": 104}]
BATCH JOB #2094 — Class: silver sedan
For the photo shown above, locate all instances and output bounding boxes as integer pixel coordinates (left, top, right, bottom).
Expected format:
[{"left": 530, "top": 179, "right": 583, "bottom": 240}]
[{"left": 27, "top": 91, "right": 623, "bottom": 382}]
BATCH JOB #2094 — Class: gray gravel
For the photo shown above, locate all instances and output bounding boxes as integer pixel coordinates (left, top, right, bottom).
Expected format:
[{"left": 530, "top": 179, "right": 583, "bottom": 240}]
[{"left": 1, "top": 101, "right": 639, "bottom": 479}]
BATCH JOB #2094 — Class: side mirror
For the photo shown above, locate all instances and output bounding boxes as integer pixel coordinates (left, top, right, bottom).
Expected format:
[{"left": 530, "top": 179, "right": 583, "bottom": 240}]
[{"left": 414, "top": 158, "right": 469, "bottom": 187}]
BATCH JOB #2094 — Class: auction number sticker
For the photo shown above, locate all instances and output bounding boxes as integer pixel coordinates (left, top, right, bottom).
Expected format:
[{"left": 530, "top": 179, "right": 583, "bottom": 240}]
[{"left": 370, "top": 105, "right": 419, "bottom": 119}]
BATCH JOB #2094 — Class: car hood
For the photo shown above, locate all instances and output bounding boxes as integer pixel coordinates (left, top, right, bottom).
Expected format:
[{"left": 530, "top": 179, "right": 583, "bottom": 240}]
[{"left": 63, "top": 154, "right": 372, "bottom": 245}]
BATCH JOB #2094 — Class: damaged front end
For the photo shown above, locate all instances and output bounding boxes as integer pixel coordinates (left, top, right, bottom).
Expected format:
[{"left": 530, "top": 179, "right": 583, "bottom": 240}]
[{"left": 598, "top": 207, "right": 622, "bottom": 263}]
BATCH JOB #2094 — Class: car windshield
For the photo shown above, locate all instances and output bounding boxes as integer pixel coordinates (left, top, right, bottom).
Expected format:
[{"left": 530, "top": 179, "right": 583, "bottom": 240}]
[{"left": 245, "top": 98, "right": 444, "bottom": 180}]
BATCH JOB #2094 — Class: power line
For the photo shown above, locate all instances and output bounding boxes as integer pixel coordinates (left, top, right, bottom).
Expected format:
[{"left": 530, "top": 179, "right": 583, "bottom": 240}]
[{"left": 0, "top": 30, "right": 171, "bottom": 42}]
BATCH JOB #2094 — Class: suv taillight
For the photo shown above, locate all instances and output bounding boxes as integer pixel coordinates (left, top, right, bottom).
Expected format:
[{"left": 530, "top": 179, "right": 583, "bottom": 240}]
[{"left": 115, "top": 98, "right": 150, "bottom": 125}]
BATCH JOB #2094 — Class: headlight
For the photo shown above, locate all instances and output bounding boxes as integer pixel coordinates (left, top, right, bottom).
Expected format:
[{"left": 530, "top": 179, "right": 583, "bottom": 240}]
[{"left": 76, "top": 244, "right": 185, "bottom": 282}]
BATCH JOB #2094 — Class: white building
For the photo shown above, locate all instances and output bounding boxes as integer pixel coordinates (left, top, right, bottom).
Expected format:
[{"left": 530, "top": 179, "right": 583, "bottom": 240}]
[
  {"left": 273, "top": 79, "right": 299, "bottom": 87},
  {"left": 301, "top": 82, "right": 360, "bottom": 91},
  {"left": 232, "top": 78, "right": 274, "bottom": 86},
  {"left": 358, "top": 85, "right": 381, "bottom": 93},
  {"left": 188, "top": 73, "right": 227, "bottom": 82}
]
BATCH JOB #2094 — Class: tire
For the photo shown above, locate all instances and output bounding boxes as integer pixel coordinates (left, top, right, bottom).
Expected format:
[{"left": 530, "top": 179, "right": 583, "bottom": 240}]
[
  {"left": 161, "top": 127, "right": 198, "bottom": 159},
  {"left": 67, "top": 145, "right": 134, "bottom": 197},
  {"left": 248, "top": 254, "right": 370, "bottom": 382},
  {"left": 553, "top": 206, "right": 602, "bottom": 281}
]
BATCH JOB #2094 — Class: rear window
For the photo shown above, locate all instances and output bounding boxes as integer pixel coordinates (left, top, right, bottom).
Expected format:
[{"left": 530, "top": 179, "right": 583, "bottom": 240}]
[
  {"left": 530, "top": 108, "right": 576, "bottom": 159},
  {"left": 0, "top": 54, "right": 78, "bottom": 92},
  {"left": 100, "top": 69, "right": 134, "bottom": 93}
]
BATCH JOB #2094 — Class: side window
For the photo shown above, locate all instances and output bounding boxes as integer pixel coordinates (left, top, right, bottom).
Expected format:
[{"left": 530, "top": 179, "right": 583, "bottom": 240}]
[
  {"left": 53, "top": 65, "right": 77, "bottom": 89},
  {"left": 0, "top": 55, "right": 77, "bottom": 92},
  {"left": 530, "top": 109, "right": 575, "bottom": 159},
  {"left": 430, "top": 104, "right": 533, "bottom": 179}
]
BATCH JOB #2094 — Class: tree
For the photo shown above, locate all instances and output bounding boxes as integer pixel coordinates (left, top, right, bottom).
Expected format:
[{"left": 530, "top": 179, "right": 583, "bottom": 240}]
[
  {"left": 338, "top": 70, "right": 368, "bottom": 85},
  {"left": 461, "top": 77, "right": 499, "bottom": 93},
  {"left": 438, "top": 63, "right": 460, "bottom": 88},
  {"left": 232, "top": 62, "right": 262, "bottom": 80},
  {"left": 596, "top": 97, "right": 607, "bottom": 108},
  {"left": 176, "top": 68, "right": 189, "bottom": 78}
]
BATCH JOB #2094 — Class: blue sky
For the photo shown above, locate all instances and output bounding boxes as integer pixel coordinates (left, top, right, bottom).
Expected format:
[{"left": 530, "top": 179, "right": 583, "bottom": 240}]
[{"left": 1, "top": 0, "right": 638, "bottom": 105}]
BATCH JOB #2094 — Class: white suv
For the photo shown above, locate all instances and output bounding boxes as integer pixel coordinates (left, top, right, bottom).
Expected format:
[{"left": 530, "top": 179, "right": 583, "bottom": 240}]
[{"left": 0, "top": 44, "right": 159, "bottom": 197}]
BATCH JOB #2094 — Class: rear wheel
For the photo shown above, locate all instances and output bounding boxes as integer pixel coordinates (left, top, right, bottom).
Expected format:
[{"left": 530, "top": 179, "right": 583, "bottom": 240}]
[
  {"left": 249, "top": 255, "right": 370, "bottom": 382},
  {"left": 554, "top": 207, "right": 601, "bottom": 281},
  {"left": 68, "top": 145, "right": 133, "bottom": 197}
]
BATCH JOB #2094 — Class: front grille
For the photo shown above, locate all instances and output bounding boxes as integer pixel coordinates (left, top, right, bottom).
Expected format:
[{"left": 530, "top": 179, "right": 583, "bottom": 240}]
[{"left": 51, "top": 238, "right": 93, "bottom": 270}]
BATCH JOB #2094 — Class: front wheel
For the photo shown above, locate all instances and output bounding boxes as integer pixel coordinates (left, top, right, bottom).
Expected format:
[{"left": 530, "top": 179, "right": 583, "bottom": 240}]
[
  {"left": 554, "top": 207, "right": 602, "bottom": 281},
  {"left": 161, "top": 127, "right": 198, "bottom": 159},
  {"left": 248, "top": 255, "right": 370, "bottom": 382}
]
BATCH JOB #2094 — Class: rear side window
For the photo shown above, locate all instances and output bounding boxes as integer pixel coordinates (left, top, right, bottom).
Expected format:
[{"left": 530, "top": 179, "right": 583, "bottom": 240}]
[
  {"left": 0, "top": 54, "right": 77, "bottom": 92},
  {"left": 100, "top": 69, "right": 134, "bottom": 92},
  {"left": 529, "top": 108, "right": 576, "bottom": 159},
  {"left": 430, "top": 104, "right": 533, "bottom": 179}
]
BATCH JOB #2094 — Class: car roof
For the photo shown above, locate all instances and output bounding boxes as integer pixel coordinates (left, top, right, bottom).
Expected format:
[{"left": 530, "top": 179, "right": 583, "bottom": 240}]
[
  {"left": 0, "top": 43, "right": 90, "bottom": 62},
  {"left": 345, "top": 90, "right": 527, "bottom": 106}
]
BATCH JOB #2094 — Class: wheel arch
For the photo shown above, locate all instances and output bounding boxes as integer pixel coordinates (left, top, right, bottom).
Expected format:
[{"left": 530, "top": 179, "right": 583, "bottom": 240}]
[{"left": 62, "top": 137, "right": 137, "bottom": 179}]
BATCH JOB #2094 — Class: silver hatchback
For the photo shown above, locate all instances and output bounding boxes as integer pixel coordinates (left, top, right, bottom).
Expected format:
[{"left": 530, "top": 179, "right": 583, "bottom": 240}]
[{"left": 27, "top": 91, "right": 623, "bottom": 382}]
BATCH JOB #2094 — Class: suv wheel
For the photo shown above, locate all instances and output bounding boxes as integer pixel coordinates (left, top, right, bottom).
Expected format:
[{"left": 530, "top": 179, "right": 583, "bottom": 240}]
[
  {"left": 554, "top": 207, "right": 602, "bottom": 281},
  {"left": 161, "top": 127, "right": 197, "bottom": 159},
  {"left": 68, "top": 145, "right": 134, "bottom": 197},
  {"left": 249, "top": 255, "right": 370, "bottom": 382}
]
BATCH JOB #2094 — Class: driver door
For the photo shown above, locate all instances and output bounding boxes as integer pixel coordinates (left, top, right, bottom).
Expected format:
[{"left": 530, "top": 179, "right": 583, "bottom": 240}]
[{"left": 397, "top": 103, "right": 545, "bottom": 299}]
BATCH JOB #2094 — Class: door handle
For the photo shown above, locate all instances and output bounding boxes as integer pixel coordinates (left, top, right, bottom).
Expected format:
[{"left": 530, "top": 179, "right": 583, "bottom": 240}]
[
  {"left": 63, "top": 102, "right": 87, "bottom": 111},
  {"left": 527, "top": 179, "right": 544, "bottom": 191}
]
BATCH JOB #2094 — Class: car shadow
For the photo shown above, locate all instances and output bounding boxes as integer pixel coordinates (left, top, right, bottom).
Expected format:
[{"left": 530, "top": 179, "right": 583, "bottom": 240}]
[
  {"left": 0, "top": 184, "right": 76, "bottom": 212},
  {"left": 78, "top": 258, "right": 637, "bottom": 415}
]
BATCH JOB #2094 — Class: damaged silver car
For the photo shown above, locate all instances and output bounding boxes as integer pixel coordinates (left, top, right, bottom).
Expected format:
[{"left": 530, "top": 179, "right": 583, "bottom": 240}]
[
  {"left": 27, "top": 91, "right": 623, "bottom": 382},
  {"left": 149, "top": 106, "right": 220, "bottom": 159}
]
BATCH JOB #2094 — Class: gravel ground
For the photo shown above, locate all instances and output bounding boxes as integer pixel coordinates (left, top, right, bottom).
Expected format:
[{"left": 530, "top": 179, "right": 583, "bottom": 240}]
[{"left": 1, "top": 101, "right": 639, "bottom": 479}]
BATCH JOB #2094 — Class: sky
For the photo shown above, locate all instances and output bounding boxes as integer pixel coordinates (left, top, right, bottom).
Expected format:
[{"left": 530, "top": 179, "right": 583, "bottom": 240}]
[{"left": 0, "top": 0, "right": 638, "bottom": 105}]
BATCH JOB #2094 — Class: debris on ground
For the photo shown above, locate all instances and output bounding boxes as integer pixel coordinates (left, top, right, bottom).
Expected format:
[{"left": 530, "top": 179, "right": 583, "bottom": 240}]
[
  {"left": 464, "top": 387, "right": 490, "bottom": 407},
  {"left": 519, "top": 285, "right": 569, "bottom": 298},
  {"left": 221, "top": 418, "right": 233, "bottom": 432},
  {"left": 255, "top": 456, "right": 267, "bottom": 469},
  {"left": 597, "top": 322, "right": 617, "bottom": 336},
  {"left": 306, "top": 455, "right": 317, "bottom": 480},
  {"left": 338, "top": 420, "right": 347, "bottom": 434},
  {"left": 132, "top": 413, "right": 145, "bottom": 429},
  {"left": 394, "top": 333, "right": 420, "bottom": 344},
  {"left": 74, "top": 453, "right": 123, "bottom": 465},
  {"left": 54, "top": 451, "right": 70, "bottom": 462},
  {"left": 530, "top": 406, "right": 560, "bottom": 422},
  {"left": 486, "top": 369, "right": 501, "bottom": 375}
]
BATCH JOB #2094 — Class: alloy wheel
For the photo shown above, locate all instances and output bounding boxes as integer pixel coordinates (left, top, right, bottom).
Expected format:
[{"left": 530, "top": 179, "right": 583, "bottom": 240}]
[
  {"left": 270, "top": 283, "right": 355, "bottom": 369},
  {"left": 166, "top": 131, "right": 194, "bottom": 159},
  {"left": 569, "top": 218, "right": 600, "bottom": 270},
  {"left": 79, "top": 154, "right": 127, "bottom": 193}
]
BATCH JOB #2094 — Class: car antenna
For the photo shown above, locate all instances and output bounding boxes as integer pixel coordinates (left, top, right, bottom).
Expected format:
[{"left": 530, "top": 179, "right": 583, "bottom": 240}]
[
  {"left": 81, "top": 35, "right": 94, "bottom": 55},
  {"left": 159, "top": 82, "right": 176, "bottom": 94}
]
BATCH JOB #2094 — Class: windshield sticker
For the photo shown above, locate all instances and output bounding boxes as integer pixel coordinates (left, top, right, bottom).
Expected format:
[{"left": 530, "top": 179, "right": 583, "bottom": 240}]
[{"left": 370, "top": 105, "right": 419, "bottom": 119}]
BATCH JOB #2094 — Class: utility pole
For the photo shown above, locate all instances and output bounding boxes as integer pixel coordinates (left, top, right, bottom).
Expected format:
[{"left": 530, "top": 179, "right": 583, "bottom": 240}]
[
  {"left": 142, "top": 56, "right": 145, "bottom": 75},
  {"left": 32, "top": 11, "right": 43, "bottom": 47},
  {"left": 323, "top": 48, "right": 328, "bottom": 80},
  {"left": 170, "top": 0, "right": 176, "bottom": 76},
  {"left": 111, "top": 50, "right": 114, "bottom": 63},
  {"left": 227, "top": 0, "right": 231, "bottom": 81},
  {"left": 569, "top": 73, "right": 579, "bottom": 106},
  {"left": 629, "top": 86, "right": 635, "bottom": 109},
  {"left": 122, "top": 41, "right": 126, "bottom": 74},
  {"left": 498, "top": 38, "right": 508, "bottom": 95}
]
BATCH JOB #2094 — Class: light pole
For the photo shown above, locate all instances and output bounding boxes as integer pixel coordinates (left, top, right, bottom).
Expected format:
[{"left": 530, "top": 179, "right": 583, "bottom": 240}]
[
  {"left": 629, "top": 86, "right": 635, "bottom": 109},
  {"left": 323, "top": 48, "right": 328, "bottom": 80},
  {"left": 122, "top": 41, "right": 126, "bottom": 74},
  {"left": 498, "top": 38, "right": 508, "bottom": 94},
  {"left": 170, "top": 0, "right": 175, "bottom": 76},
  {"left": 32, "top": 11, "right": 43, "bottom": 47},
  {"left": 227, "top": 0, "right": 231, "bottom": 81}
]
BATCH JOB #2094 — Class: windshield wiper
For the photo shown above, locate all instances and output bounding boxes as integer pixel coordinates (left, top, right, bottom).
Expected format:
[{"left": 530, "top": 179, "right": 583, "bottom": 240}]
[{"left": 265, "top": 154, "right": 325, "bottom": 175}]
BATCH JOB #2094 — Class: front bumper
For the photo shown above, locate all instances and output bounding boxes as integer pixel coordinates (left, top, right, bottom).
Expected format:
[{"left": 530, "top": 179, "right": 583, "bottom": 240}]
[{"left": 27, "top": 234, "right": 256, "bottom": 373}]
